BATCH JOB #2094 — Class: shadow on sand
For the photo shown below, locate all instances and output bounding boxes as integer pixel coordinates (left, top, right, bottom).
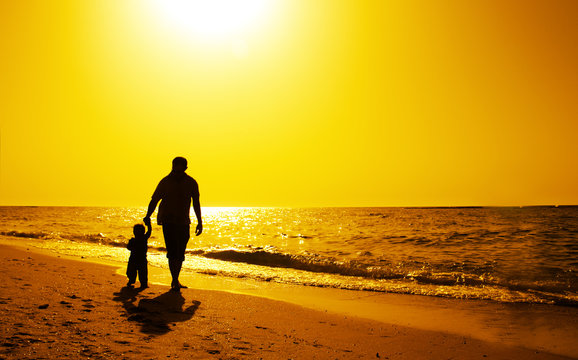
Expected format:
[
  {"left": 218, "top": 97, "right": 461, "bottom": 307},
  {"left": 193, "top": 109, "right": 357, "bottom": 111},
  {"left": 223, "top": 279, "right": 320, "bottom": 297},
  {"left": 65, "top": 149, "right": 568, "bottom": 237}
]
[{"left": 113, "top": 287, "right": 200, "bottom": 335}]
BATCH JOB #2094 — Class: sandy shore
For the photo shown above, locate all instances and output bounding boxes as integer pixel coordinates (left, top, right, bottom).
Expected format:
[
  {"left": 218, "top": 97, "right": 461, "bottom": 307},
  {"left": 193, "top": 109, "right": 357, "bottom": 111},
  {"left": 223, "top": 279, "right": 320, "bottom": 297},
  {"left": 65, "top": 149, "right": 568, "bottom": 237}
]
[{"left": 0, "top": 244, "right": 574, "bottom": 359}]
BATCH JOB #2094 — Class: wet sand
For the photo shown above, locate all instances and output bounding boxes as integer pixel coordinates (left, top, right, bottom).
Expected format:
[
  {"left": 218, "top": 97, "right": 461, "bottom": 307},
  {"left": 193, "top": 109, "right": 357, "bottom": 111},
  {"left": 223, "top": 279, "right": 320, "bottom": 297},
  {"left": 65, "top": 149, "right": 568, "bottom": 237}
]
[{"left": 0, "top": 243, "right": 575, "bottom": 359}]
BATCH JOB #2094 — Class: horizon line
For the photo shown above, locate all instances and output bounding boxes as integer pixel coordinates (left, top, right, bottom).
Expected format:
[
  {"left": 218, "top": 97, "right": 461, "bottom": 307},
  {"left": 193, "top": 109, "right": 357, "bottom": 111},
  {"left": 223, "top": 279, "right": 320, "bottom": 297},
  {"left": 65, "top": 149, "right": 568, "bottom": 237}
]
[{"left": 0, "top": 204, "right": 576, "bottom": 208}]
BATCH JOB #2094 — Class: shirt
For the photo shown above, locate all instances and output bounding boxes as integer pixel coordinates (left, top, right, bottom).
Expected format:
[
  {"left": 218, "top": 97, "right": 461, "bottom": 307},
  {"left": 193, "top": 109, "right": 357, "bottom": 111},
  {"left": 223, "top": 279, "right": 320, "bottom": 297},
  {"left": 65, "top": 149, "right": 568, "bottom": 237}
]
[
  {"left": 127, "top": 236, "right": 148, "bottom": 259},
  {"left": 151, "top": 171, "right": 200, "bottom": 225}
]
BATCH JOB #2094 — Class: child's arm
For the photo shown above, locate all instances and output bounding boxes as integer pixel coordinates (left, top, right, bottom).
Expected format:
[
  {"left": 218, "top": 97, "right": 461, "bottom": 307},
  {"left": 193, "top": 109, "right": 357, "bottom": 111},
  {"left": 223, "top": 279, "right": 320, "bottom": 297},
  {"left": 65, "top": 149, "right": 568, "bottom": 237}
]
[{"left": 127, "top": 238, "right": 134, "bottom": 251}]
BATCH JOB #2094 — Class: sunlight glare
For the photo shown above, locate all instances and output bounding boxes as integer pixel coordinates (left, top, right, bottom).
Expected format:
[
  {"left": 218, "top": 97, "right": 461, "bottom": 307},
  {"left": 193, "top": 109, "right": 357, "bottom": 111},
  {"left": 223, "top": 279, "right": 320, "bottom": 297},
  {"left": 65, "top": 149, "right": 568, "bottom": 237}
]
[
  {"left": 152, "top": 0, "right": 270, "bottom": 40},
  {"left": 232, "top": 39, "right": 249, "bottom": 59}
]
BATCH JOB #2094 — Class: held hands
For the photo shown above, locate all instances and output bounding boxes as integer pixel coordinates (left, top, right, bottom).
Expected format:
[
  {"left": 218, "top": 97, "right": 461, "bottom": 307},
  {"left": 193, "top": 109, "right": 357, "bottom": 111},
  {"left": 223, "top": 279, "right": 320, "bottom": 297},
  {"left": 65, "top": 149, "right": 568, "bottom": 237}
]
[{"left": 143, "top": 217, "right": 151, "bottom": 227}]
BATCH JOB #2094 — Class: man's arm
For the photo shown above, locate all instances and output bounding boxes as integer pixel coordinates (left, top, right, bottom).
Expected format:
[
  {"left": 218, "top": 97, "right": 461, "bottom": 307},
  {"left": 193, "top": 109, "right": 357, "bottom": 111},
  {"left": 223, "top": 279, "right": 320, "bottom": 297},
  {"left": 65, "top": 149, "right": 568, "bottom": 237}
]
[
  {"left": 144, "top": 180, "right": 163, "bottom": 223},
  {"left": 143, "top": 217, "right": 152, "bottom": 239},
  {"left": 193, "top": 194, "right": 202, "bottom": 236},
  {"left": 144, "top": 198, "right": 159, "bottom": 222}
]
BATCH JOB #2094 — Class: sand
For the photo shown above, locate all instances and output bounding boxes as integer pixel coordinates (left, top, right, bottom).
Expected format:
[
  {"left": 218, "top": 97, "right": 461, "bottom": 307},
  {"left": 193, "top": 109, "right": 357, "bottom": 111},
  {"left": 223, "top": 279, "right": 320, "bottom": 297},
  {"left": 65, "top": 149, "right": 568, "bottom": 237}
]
[{"left": 0, "top": 244, "right": 575, "bottom": 359}]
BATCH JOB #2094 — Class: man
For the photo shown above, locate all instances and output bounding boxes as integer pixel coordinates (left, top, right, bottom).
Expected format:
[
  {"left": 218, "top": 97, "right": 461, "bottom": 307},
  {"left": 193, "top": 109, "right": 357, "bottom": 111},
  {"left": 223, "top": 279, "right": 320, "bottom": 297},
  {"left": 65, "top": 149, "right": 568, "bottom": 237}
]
[{"left": 144, "top": 156, "right": 203, "bottom": 291}]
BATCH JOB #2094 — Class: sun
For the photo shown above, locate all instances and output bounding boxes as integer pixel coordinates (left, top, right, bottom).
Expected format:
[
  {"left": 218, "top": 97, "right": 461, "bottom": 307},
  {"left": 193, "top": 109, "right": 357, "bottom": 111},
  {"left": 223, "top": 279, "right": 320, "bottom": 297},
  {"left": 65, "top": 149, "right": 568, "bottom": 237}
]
[{"left": 151, "top": 0, "right": 271, "bottom": 40}]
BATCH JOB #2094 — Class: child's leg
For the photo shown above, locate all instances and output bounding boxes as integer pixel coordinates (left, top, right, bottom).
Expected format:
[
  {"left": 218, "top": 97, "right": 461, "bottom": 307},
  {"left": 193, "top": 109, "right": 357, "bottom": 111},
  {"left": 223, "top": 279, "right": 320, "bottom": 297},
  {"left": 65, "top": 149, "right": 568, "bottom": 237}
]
[
  {"left": 126, "top": 260, "right": 137, "bottom": 285},
  {"left": 138, "top": 260, "right": 148, "bottom": 288}
]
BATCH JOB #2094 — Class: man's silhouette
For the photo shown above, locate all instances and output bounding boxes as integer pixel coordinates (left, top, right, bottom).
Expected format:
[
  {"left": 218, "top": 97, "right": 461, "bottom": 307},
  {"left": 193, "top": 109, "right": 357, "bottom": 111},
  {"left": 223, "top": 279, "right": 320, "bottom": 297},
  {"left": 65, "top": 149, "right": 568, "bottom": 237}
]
[{"left": 144, "top": 157, "right": 202, "bottom": 290}]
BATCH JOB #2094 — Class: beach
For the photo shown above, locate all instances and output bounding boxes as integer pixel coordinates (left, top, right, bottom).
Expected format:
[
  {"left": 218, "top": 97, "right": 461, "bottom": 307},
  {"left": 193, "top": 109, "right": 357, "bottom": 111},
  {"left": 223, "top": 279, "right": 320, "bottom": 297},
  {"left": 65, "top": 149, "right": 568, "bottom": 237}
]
[
  {"left": 3, "top": 0, "right": 578, "bottom": 357},
  {"left": 1, "top": 243, "right": 575, "bottom": 359},
  {"left": 2, "top": 206, "right": 577, "bottom": 306},
  {"left": 3, "top": 0, "right": 577, "bottom": 356}
]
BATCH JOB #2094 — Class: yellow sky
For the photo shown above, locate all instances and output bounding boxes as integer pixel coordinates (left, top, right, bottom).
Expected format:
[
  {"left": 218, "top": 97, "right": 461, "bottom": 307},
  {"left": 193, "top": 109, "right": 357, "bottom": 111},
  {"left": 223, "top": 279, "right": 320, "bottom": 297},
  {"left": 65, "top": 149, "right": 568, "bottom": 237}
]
[{"left": 1, "top": 0, "right": 577, "bottom": 207}]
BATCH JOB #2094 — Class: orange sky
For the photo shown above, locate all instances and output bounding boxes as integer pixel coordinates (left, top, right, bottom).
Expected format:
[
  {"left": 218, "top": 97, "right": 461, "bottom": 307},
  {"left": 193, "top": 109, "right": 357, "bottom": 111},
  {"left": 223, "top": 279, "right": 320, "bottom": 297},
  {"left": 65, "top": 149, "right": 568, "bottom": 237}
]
[{"left": 1, "top": 0, "right": 577, "bottom": 207}]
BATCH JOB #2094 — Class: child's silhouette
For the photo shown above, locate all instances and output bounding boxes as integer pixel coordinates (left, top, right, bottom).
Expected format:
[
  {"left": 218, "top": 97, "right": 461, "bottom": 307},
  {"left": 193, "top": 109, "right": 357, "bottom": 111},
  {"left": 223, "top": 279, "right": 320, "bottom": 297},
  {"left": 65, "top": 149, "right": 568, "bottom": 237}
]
[{"left": 126, "top": 218, "right": 151, "bottom": 289}]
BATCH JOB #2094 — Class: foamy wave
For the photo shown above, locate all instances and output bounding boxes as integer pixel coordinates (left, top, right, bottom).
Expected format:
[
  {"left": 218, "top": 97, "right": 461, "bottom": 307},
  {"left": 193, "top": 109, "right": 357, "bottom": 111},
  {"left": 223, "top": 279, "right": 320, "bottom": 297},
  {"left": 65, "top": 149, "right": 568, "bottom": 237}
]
[
  {"left": 196, "top": 249, "right": 498, "bottom": 284},
  {"left": 0, "top": 230, "right": 51, "bottom": 239},
  {"left": 193, "top": 248, "right": 578, "bottom": 305},
  {"left": 3, "top": 227, "right": 576, "bottom": 306}
]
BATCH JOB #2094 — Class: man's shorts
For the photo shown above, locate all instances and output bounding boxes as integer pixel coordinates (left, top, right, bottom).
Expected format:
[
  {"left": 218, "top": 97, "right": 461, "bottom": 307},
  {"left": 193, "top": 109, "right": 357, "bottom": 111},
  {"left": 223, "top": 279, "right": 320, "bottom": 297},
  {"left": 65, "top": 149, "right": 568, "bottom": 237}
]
[{"left": 162, "top": 223, "right": 190, "bottom": 262}]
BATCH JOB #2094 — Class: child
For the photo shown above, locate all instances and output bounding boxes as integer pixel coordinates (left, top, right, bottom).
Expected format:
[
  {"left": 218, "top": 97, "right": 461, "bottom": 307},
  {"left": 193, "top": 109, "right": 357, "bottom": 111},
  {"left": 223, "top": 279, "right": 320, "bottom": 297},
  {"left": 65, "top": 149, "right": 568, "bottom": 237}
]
[{"left": 126, "top": 218, "right": 151, "bottom": 289}]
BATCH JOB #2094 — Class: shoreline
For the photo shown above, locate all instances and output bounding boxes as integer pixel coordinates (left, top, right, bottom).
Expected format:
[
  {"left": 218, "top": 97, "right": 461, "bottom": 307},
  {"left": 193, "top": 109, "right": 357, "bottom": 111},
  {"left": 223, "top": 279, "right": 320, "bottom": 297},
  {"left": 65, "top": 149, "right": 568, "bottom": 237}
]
[{"left": 1, "top": 239, "right": 577, "bottom": 358}]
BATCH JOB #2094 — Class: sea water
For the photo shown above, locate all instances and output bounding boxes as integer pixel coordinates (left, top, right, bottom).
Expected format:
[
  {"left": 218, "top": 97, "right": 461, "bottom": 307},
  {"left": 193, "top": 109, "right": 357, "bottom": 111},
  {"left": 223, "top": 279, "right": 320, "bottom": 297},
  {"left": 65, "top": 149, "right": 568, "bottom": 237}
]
[{"left": 1, "top": 206, "right": 576, "bottom": 305}]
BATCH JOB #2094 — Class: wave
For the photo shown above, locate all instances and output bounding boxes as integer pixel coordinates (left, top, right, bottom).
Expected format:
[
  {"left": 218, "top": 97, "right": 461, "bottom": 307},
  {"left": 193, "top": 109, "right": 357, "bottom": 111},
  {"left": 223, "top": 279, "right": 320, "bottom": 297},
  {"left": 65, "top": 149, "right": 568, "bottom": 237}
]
[
  {"left": 199, "top": 249, "right": 404, "bottom": 279},
  {"left": 196, "top": 248, "right": 495, "bottom": 284},
  {"left": 3, "top": 228, "right": 576, "bottom": 306},
  {"left": 193, "top": 248, "right": 578, "bottom": 305},
  {"left": 0, "top": 229, "right": 172, "bottom": 253},
  {"left": 1, "top": 229, "right": 495, "bottom": 287},
  {"left": 64, "top": 233, "right": 172, "bottom": 253},
  {"left": 0, "top": 231, "right": 51, "bottom": 239}
]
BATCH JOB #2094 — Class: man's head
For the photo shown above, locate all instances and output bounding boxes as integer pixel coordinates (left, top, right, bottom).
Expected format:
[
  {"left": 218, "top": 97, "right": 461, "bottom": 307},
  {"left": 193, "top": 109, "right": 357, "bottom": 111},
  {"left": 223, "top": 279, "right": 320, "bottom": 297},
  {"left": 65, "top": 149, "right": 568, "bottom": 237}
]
[
  {"left": 133, "top": 224, "right": 146, "bottom": 237},
  {"left": 172, "top": 157, "right": 188, "bottom": 173}
]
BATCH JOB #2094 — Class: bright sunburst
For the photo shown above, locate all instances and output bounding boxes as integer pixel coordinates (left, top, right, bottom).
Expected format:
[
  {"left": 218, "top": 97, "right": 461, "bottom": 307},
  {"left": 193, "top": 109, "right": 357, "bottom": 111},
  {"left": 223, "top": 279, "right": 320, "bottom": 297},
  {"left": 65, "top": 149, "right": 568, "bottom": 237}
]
[{"left": 151, "top": 0, "right": 271, "bottom": 40}]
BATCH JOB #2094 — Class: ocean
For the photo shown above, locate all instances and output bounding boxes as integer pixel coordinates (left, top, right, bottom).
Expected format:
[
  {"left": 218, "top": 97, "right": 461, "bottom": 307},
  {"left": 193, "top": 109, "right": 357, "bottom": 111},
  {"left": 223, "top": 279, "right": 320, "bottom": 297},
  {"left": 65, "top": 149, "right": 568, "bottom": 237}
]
[{"left": 1, "top": 206, "right": 576, "bottom": 306}]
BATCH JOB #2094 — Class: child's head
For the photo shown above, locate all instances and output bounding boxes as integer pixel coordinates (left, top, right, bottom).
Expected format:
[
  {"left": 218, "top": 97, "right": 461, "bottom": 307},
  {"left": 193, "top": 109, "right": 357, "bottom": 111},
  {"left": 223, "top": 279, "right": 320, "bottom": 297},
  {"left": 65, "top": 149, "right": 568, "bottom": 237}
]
[{"left": 133, "top": 224, "right": 146, "bottom": 237}]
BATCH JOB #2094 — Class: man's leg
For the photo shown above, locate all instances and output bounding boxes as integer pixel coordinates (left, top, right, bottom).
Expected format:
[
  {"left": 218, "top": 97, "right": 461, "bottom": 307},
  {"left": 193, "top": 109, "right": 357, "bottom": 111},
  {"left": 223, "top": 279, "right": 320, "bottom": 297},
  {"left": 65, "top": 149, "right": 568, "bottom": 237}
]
[
  {"left": 163, "top": 224, "right": 190, "bottom": 290},
  {"left": 175, "top": 224, "right": 190, "bottom": 288},
  {"left": 164, "top": 224, "right": 182, "bottom": 289},
  {"left": 173, "top": 224, "right": 190, "bottom": 289},
  {"left": 168, "top": 258, "right": 179, "bottom": 287},
  {"left": 173, "top": 259, "right": 187, "bottom": 288},
  {"left": 163, "top": 225, "right": 175, "bottom": 284}
]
